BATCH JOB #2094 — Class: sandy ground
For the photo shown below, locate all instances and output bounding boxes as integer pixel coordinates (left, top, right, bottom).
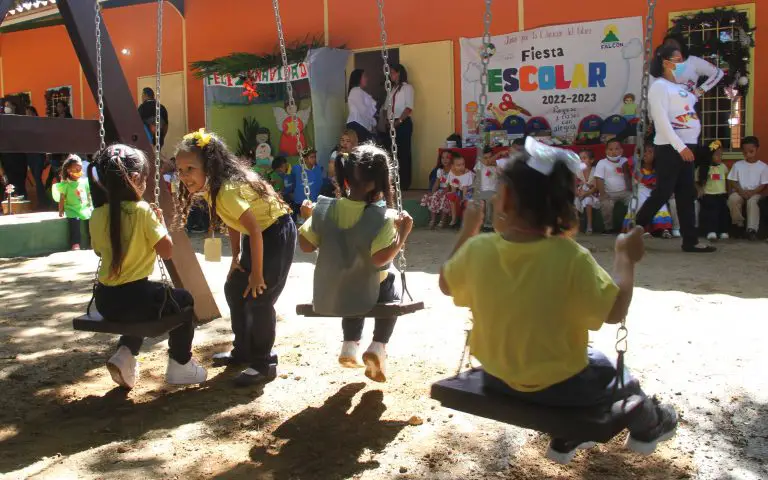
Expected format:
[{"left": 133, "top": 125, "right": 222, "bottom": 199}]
[{"left": 1, "top": 230, "right": 767, "bottom": 480}]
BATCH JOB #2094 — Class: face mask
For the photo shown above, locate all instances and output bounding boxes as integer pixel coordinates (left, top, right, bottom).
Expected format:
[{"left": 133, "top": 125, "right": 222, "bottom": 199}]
[
  {"left": 3, "top": 107, "right": 12, "bottom": 114},
  {"left": 70, "top": 171, "right": 83, "bottom": 179},
  {"left": 374, "top": 199, "right": 386, "bottom": 208},
  {"left": 607, "top": 155, "right": 621, "bottom": 161},
  {"left": 672, "top": 62, "right": 687, "bottom": 81}
]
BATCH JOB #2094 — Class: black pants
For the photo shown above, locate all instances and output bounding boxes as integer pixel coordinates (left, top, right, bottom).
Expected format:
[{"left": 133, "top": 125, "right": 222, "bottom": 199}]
[
  {"left": 636, "top": 144, "right": 697, "bottom": 248},
  {"left": 27, "top": 153, "right": 48, "bottom": 207},
  {"left": 94, "top": 279, "right": 195, "bottom": 364},
  {"left": 346, "top": 121, "right": 374, "bottom": 144},
  {"left": 186, "top": 202, "right": 210, "bottom": 232},
  {"left": 483, "top": 348, "right": 660, "bottom": 440},
  {"left": 699, "top": 194, "right": 730, "bottom": 235},
  {"left": 383, "top": 118, "right": 413, "bottom": 190},
  {"left": 224, "top": 215, "right": 296, "bottom": 372},
  {"left": 342, "top": 270, "right": 402, "bottom": 344},
  {"left": 68, "top": 218, "right": 88, "bottom": 246},
  {"left": 2, "top": 153, "right": 28, "bottom": 198}
]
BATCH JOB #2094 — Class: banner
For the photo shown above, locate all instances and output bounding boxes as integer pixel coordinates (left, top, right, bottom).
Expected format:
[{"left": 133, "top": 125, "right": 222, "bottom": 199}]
[
  {"left": 207, "top": 61, "right": 310, "bottom": 88},
  {"left": 460, "top": 17, "right": 644, "bottom": 141}
]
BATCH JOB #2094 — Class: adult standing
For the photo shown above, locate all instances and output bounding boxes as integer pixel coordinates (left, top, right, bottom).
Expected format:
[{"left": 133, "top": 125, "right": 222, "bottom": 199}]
[
  {"left": 25, "top": 106, "right": 51, "bottom": 209},
  {"left": 0, "top": 101, "right": 29, "bottom": 199},
  {"left": 637, "top": 45, "right": 715, "bottom": 253},
  {"left": 382, "top": 64, "right": 414, "bottom": 190},
  {"left": 346, "top": 69, "right": 377, "bottom": 144},
  {"left": 137, "top": 87, "right": 169, "bottom": 148}
]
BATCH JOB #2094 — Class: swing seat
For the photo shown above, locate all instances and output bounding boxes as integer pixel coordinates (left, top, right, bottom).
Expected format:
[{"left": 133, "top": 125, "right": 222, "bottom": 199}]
[
  {"left": 430, "top": 368, "right": 645, "bottom": 442},
  {"left": 73, "top": 307, "right": 195, "bottom": 337},
  {"left": 296, "top": 301, "right": 424, "bottom": 318}
]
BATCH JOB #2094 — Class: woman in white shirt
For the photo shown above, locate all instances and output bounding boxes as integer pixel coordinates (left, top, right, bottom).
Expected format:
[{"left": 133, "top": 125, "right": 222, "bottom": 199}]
[
  {"left": 346, "top": 69, "right": 377, "bottom": 144},
  {"left": 638, "top": 44, "right": 715, "bottom": 253},
  {"left": 382, "top": 64, "right": 415, "bottom": 190},
  {"left": 661, "top": 34, "right": 725, "bottom": 98}
]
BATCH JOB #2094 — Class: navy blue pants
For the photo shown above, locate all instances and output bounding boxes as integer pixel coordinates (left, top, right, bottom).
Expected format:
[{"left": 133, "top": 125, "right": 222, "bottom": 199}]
[
  {"left": 483, "top": 348, "right": 660, "bottom": 438},
  {"left": 342, "top": 270, "right": 402, "bottom": 344},
  {"left": 224, "top": 215, "right": 296, "bottom": 372},
  {"left": 94, "top": 279, "right": 195, "bottom": 364}
]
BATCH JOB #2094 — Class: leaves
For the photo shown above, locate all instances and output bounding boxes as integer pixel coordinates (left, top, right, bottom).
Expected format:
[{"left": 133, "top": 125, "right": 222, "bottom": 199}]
[{"left": 236, "top": 117, "right": 261, "bottom": 159}]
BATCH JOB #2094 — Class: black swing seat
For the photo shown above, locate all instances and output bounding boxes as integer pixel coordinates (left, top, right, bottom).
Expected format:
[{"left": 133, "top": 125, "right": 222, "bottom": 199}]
[
  {"left": 431, "top": 368, "right": 645, "bottom": 443},
  {"left": 296, "top": 301, "right": 425, "bottom": 318},
  {"left": 73, "top": 307, "right": 195, "bottom": 337}
]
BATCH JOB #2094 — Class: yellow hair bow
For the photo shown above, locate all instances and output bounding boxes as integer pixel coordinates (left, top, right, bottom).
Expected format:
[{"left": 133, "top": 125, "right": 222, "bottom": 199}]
[
  {"left": 184, "top": 128, "right": 212, "bottom": 148},
  {"left": 709, "top": 140, "right": 722, "bottom": 152}
]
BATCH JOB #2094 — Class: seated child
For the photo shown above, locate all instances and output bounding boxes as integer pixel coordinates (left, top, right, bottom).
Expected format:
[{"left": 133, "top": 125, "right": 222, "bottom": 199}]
[
  {"left": 53, "top": 155, "right": 93, "bottom": 250},
  {"left": 727, "top": 136, "right": 767, "bottom": 241},
  {"left": 421, "top": 150, "right": 453, "bottom": 229},
  {"left": 594, "top": 139, "right": 631, "bottom": 233},
  {"left": 290, "top": 149, "right": 323, "bottom": 222},
  {"left": 89, "top": 144, "right": 207, "bottom": 389},
  {"left": 622, "top": 143, "right": 674, "bottom": 238},
  {"left": 575, "top": 150, "right": 600, "bottom": 234},
  {"left": 439, "top": 138, "right": 677, "bottom": 464},
  {"left": 474, "top": 146, "right": 502, "bottom": 231},
  {"left": 298, "top": 144, "right": 414, "bottom": 383},
  {"left": 697, "top": 141, "right": 731, "bottom": 241},
  {"left": 445, "top": 152, "right": 474, "bottom": 227}
]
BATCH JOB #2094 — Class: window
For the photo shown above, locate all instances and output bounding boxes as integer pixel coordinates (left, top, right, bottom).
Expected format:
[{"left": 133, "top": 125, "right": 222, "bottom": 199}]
[
  {"left": 669, "top": 5, "right": 755, "bottom": 156},
  {"left": 45, "top": 85, "right": 73, "bottom": 117}
]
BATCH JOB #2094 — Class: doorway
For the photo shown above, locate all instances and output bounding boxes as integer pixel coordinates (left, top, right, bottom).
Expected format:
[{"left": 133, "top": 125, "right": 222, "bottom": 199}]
[
  {"left": 137, "top": 72, "right": 187, "bottom": 157},
  {"left": 349, "top": 49, "right": 400, "bottom": 111}
]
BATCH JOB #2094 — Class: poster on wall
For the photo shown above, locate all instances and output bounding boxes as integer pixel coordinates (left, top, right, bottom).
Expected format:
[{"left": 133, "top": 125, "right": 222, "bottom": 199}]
[{"left": 460, "top": 16, "right": 644, "bottom": 143}]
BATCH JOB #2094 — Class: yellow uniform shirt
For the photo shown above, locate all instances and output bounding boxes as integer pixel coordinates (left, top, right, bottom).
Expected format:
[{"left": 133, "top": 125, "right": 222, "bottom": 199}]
[
  {"left": 90, "top": 201, "right": 167, "bottom": 286},
  {"left": 205, "top": 182, "right": 290, "bottom": 234},
  {"left": 698, "top": 163, "right": 729, "bottom": 196},
  {"left": 443, "top": 234, "right": 619, "bottom": 392},
  {"left": 299, "top": 198, "right": 397, "bottom": 282}
]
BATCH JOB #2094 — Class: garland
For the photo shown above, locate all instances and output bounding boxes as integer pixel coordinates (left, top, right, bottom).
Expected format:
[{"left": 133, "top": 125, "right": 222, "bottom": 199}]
[{"left": 668, "top": 8, "right": 755, "bottom": 97}]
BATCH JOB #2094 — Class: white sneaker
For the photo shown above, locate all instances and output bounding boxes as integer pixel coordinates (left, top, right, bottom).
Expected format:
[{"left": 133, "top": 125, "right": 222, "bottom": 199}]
[
  {"left": 672, "top": 229, "right": 681, "bottom": 238},
  {"left": 720, "top": 233, "right": 730, "bottom": 240},
  {"left": 338, "top": 341, "right": 363, "bottom": 368},
  {"left": 165, "top": 358, "right": 207, "bottom": 385},
  {"left": 362, "top": 341, "right": 388, "bottom": 383},
  {"left": 107, "top": 346, "right": 139, "bottom": 389},
  {"left": 706, "top": 232, "right": 717, "bottom": 241}
]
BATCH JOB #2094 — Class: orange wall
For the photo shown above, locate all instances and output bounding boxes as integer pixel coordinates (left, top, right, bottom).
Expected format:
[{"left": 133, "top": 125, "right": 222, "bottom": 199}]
[{"left": 1, "top": 0, "right": 763, "bottom": 144}]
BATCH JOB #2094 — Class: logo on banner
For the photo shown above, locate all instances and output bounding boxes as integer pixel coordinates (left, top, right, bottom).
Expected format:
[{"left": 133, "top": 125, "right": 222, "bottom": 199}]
[{"left": 601, "top": 25, "right": 623, "bottom": 49}]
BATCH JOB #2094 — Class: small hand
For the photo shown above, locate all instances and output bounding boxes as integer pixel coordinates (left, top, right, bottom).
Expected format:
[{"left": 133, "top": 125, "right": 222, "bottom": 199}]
[
  {"left": 461, "top": 201, "right": 485, "bottom": 235},
  {"left": 300, "top": 200, "right": 314, "bottom": 220},
  {"left": 228, "top": 257, "right": 244, "bottom": 280},
  {"left": 680, "top": 147, "right": 695, "bottom": 163},
  {"left": 615, "top": 226, "right": 645, "bottom": 264},
  {"left": 152, "top": 205, "right": 165, "bottom": 225},
  {"left": 394, "top": 211, "right": 414, "bottom": 237},
  {"left": 243, "top": 272, "right": 267, "bottom": 298},
  {"left": 58, "top": 210, "right": 65, "bottom": 218}
]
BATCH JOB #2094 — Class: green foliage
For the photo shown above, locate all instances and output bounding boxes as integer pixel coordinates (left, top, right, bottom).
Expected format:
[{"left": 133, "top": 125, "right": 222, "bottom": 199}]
[{"left": 236, "top": 117, "right": 260, "bottom": 159}]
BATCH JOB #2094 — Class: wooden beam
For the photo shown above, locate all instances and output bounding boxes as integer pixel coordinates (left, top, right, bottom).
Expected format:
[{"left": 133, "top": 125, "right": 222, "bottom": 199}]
[
  {"left": 54, "top": 0, "right": 219, "bottom": 322},
  {"left": 102, "top": 0, "right": 184, "bottom": 17},
  {"left": 0, "top": 116, "right": 100, "bottom": 153},
  {"left": 0, "top": 0, "right": 14, "bottom": 25}
]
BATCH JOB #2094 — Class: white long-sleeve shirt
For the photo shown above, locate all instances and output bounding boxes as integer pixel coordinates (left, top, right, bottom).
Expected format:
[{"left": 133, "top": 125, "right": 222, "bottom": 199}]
[
  {"left": 649, "top": 78, "right": 701, "bottom": 153},
  {"left": 347, "top": 86, "right": 377, "bottom": 131},
  {"left": 384, "top": 82, "right": 415, "bottom": 120},
  {"left": 651, "top": 55, "right": 724, "bottom": 96}
]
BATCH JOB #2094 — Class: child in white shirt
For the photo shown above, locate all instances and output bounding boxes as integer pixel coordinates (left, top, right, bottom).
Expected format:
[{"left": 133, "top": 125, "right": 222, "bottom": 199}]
[
  {"left": 474, "top": 146, "right": 502, "bottom": 230},
  {"left": 594, "top": 139, "right": 631, "bottom": 233},
  {"left": 576, "top": 150, "right": 600, "bottom": 234},
  {"left": 727, "top": 136, "right": 767, "bottom": 241},
  {"left": 446, "top": 154, "right": 474, "bottom": 227}
]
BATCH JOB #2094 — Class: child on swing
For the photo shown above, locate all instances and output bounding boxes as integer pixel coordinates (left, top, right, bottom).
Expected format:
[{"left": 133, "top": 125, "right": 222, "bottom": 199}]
[
  {"left": 53, "top": 155, "right": 93, "bottom": 250},
  {"left": 440, "top": 138, "right": 677, "bottom": 464},
  {"left": 89, "top": 144, "right": 206, "bottom": 389},
  {"left": 298, "top": 144, "right": 414, "bottom": 383},
  {"left": 174, "top": 129, "right": 296, "bottom": 387}
]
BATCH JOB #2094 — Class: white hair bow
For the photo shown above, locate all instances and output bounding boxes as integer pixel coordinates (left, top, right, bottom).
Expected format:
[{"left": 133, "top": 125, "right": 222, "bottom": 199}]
[{"left": 524, "top": 137, "right": 585, "bottom": 176}]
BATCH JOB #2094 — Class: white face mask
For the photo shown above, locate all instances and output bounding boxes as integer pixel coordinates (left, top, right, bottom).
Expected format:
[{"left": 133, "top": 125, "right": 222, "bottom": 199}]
[
  {"left": 3, "top": 107, "right": 12, "bottom": 114},
  {"left": 607, "top": 155, "right": 621, "bottom": 161}
]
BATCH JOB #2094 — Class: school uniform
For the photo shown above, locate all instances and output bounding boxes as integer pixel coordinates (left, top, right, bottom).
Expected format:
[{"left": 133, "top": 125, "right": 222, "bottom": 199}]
[
  {"left": 90, "top": 201, "right": 195, "bottom": 364},
  {"left": 594, "top": 157, "right": 630, "bottom": 229},
  {"left": 289, "top": 163, "right": 323, "bottom": 219},
  {"left": 52, "top": 176, "right": 93, "bottom": 246},
  {"left": 697, "top": 163, "right": 731, "bottom": 235},
  {"left": 205, "top": 182, "right": 296, "bottom": 376},
  {"left": 726, "top": 160, "right": 768, "bottom": 232}
]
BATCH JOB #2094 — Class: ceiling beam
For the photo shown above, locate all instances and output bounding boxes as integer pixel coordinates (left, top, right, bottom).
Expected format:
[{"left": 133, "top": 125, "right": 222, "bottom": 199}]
[
  {"left": 0, "top": 0, "right": 15, "bottom": 26},
  {"left": 0, "top": 116, "right": 100, "bottom": 153}
]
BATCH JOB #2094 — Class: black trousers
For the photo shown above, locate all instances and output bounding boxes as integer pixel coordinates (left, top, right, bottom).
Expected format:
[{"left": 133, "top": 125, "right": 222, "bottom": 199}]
[
  {"left": 383, "top": 118, "right": 413, "bottom": 190},
  {"left": 224, "top": 215, "right": 296, "bottom": 372},
  {"left": 27, "top": 153, "right": 48, "bottom": 207},
  {"left": 699, "top": 194, "right": 730, "bottom": 235},
  {"left": 68, "top": 218, "right": 87, "bottom": 246},
  {"left": 342, "top": 270, "right": 402, "bottom": 344},
  {"left": 636, "top": 144, "right": 698, "bottom": 248},
  {"left": 346, "top": 121, "right": 374, "bottom": 144},
  {"left": 2, "top": 153, "right": 28, "bottom": 198},
  {"left": 94, "top": 279, "right": 195, "bottom": 364}
]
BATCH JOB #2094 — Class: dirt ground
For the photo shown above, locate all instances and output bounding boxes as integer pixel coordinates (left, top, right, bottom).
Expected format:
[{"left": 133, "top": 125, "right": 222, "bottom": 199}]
[{"left": 1, "top": 230, "right": 767, "bottom": 480}]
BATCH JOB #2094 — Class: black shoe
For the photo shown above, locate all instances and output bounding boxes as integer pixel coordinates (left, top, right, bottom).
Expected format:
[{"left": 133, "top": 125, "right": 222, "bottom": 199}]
[
  {"left": 234, "top": 364, "right": 277, "bottom": 387},
  {"left": 625, "top": 403, "right": 678, "bottom": 455},
  {"left": 747, "top": 229, "right": 758, "bottom": 241},
  {"left": 212, "top": 351, "right": 247, "bottom": 367},
  {"left": 545, "top": 438, "right": 596, "bottom": 464}
]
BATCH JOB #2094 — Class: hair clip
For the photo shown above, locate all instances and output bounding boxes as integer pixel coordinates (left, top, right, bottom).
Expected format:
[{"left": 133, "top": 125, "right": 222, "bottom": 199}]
[
  {"left": 709, "top": 140, "right": 722, "bottom": 151},
  {"left": 183, "top": 128, "right": 212, "bottom": 148}
]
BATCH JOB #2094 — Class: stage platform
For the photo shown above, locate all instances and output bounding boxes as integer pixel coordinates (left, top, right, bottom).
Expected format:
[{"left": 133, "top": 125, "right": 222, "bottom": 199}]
[{"left": 0, "top": 211, "right": 90, "bottom": 258}]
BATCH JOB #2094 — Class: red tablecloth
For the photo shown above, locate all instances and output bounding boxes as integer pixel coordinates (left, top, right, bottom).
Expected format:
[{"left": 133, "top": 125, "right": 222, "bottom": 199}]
[{"left": 439, "top": 144, "right": 636, "bottom": 170}]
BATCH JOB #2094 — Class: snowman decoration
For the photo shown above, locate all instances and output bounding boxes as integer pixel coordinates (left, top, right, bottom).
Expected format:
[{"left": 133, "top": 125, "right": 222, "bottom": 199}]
[{"left": 273, "top": 101, "right": 311, "bottom": 157}]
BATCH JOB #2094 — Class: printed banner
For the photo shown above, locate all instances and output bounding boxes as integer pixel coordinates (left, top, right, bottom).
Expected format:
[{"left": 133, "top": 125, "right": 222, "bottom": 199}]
[
  {"left": 460, "top": 17, "right": 644, "bottom": 141},
  {"left": 207, "top": 62, "right": 310, "bottom": 87}
]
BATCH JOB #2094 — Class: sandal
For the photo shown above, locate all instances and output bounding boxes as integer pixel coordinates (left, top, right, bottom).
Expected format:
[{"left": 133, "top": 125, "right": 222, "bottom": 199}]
[
  {"left": 438, "top": 220, "right": 448, "bottom": 229},
  {"left": 662, "top": 230, "right": 672, "bottom": 239},
  {"left": 681, "top": 244, "right": 716, "bottom": 253},
  {"left": 429, "top": 219, "right": 437, "bottom": 230}
]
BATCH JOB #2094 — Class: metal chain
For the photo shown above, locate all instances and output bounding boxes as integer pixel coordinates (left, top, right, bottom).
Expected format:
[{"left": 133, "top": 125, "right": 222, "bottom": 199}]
[
  {"left": 95, "top": 0, "right": 106, "bottom": 152},
  {"left": 472, "top": 0, "right": 493, "bottom": 203},
  {"left": 376, "top": 0, "right": 406, "bottom": 273},
  {"left": 271, "top": 0, "right": 310, "bottom": 201}
]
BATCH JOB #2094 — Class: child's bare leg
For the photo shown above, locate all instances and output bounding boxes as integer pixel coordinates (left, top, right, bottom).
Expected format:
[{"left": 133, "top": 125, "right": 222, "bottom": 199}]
[
  {"left": 586, "top": 205, "right": 593, "bottom": 232},
  {"left": 450, "top": 202, "right": 457, "bottom": 225}
]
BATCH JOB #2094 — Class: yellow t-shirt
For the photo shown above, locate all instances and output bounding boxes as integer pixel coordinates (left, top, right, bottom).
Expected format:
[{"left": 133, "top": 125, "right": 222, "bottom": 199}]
[
  {"left": 299, "top": 198, "right": 397, "bottom": 282},
  {"left": 443, "top": 234, "right": 619, "bottom": 392},
  {"left": 90, "top": 201, "right": 167, "bottom": 286},
  {"left": 698, "top": 163, "right": 729, "bottom": 196},
  {"left": 205, "top": 182, "right": 290, "bottom": 234}
]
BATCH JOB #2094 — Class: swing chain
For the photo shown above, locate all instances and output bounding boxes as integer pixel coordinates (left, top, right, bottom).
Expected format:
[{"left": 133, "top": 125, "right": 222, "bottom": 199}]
[
  {"left": 271, "top": 0, "right": 311, "bottom": 201},
  {"left": 376, "top": 0, "right": 407, "bottom": 273},
  {"left": 470, "top": 0, "right": 493, "bottom": 205},
  {"left": 95, "top": 0, "right": 106, "bottom": 152}
]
